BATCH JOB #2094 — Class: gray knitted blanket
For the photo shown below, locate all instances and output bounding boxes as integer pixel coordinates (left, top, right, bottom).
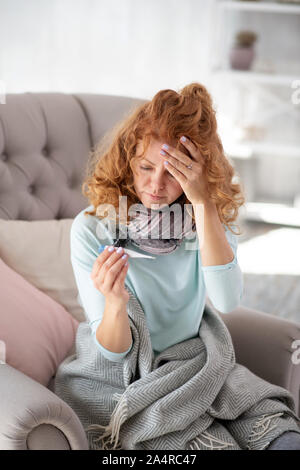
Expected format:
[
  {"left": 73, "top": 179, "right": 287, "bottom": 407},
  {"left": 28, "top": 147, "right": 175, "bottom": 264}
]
[{"left": 54, "top": 290, "right": 300, "bottom": 450}]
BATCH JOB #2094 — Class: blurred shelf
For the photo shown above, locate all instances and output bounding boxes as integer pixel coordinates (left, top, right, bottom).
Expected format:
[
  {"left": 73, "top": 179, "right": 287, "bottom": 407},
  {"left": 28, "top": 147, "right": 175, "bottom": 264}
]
[
  {"left": 220, "top": 1, "right": 300, "bottom": 15},
  {"left": 224, "top": 142, "right": 254, "bottom": 159},
  {"left": 212, "top": 68, "right": 300, "bottom": 86},
  {"left": 224, "top": 140, "right": 300, "bottom": 158},
  {"left": 212, "top": 0, "right": 300, "bottom": 223},
  {"left": 244, "top": 200, "right": 300, "bottom": 226}
]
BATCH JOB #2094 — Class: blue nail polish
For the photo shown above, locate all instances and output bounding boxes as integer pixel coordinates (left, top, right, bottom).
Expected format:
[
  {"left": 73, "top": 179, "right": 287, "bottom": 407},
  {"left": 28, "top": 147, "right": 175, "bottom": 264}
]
[
  {"left": 98, "top": 245, "right": 105, "bottom": 253},
  {"left": 160, "top": 150, "right": 166, "bottom": 156}
]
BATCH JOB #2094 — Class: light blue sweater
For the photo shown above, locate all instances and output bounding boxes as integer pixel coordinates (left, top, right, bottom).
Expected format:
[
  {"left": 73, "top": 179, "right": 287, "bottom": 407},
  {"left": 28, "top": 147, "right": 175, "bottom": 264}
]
[{"left": 70, "top": 205, "right": 243, "bottom": 363}]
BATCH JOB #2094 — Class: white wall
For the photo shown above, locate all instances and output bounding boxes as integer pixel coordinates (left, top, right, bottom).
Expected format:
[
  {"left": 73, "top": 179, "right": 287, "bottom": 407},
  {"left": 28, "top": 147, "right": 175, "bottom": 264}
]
[
  {"left": 1, "top": 0, "right": 299, "bottom": 204},
  {"left": 0, "top": 0, "right": 215, "bottom": 100}
]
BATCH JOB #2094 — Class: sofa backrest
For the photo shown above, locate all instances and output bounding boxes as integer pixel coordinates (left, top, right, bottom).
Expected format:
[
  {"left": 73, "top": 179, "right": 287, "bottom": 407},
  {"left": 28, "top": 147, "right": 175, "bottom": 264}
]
[{"left": 0, "top": 92, "right": 146, "bottom": 220}]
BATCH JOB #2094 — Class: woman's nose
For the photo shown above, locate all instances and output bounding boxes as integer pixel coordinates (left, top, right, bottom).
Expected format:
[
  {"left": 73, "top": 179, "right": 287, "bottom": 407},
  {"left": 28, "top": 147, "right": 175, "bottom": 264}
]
[
  {"left": 152, "top": 168, "right": 166, "bottom": 182},
  {"left": 151, "top": 174, "right": 165, "bottom": 189}
]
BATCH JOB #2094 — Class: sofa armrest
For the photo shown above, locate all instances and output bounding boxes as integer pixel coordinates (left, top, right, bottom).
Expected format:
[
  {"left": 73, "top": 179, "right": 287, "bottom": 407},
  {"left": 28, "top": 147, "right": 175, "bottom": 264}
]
[
  {"left": 0, "top": 364, "right": 89, "bottom": 450},
  {"left": 216, "top": 303, "right": 300, "bottom": 417}
]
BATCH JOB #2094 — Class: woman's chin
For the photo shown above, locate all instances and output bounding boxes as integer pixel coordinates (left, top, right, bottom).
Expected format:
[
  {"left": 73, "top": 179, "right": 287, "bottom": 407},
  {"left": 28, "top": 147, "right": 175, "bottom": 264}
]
[{"left": 143, "top": 199, "right": 169, "bottom": 210}]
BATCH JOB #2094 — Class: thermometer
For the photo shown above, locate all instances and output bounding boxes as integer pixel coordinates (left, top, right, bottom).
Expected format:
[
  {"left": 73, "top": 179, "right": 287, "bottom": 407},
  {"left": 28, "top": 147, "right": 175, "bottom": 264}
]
[{"left": 98, "top": 245, "right": 155, "bottom": 259}]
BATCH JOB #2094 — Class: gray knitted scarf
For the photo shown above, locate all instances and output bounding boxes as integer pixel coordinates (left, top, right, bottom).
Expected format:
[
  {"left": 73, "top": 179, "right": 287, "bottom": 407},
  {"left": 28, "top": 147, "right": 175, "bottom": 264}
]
[
  {"left": 54, "top": 290, "right": 300, "bottom": 450},
  {"left": 113, "top": 194, "right": 196, "bottom": 255}
]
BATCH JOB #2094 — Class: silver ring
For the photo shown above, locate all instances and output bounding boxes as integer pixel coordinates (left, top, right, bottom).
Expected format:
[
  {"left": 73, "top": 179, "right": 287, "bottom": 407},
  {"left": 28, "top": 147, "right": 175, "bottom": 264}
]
[{"left": 186, "top": 164, "right": 192, "bottom": 169}]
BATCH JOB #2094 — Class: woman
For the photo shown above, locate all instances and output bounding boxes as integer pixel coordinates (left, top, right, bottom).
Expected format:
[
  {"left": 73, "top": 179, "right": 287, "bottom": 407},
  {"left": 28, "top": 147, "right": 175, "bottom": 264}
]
[
  {"left": 57, "top": 83, "right": 300, "bottom": 450},
  {"left": 76, "top": 82, "right": 245, "bottom": 361}
]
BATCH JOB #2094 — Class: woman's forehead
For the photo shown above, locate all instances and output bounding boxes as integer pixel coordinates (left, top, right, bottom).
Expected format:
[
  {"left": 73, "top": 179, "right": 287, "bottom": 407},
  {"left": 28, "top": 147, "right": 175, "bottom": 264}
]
[
  {"left": 136, "top": 137, "right": 184, "bottom": 157},
  {"left": 136, "top": 137, "right": 169, "bottom": 152}
]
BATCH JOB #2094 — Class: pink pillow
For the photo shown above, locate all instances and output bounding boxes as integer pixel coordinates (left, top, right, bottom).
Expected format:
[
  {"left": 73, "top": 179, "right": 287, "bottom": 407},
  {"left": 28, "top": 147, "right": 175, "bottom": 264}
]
[{"left": 0, "top": 257, "right": 79, "bottom": 387}]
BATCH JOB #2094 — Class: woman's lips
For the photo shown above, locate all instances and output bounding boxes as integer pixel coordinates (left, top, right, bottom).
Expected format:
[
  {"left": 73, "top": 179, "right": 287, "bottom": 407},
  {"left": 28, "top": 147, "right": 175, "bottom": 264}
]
[{"left": 147, "top": 193, "right": 164, "bottom": 200}]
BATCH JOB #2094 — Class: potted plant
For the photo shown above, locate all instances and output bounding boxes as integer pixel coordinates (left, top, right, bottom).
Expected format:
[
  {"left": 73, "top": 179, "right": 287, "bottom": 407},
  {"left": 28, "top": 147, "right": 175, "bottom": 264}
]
[{"left": 229, "top": 30, "right": 258, "bottom": 70}]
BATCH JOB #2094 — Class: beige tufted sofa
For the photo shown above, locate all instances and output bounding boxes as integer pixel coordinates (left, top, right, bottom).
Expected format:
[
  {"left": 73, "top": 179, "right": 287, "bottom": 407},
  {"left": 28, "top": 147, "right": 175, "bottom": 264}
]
[{"left": 0, "top": 92, "right": 299, "bottom": 450}]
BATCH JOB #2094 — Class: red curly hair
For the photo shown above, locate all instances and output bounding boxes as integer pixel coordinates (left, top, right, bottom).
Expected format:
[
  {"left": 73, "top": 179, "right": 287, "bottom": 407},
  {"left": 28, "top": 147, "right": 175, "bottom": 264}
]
[{"left": 82, "top": 82, "right": 246, "bottom": 235}]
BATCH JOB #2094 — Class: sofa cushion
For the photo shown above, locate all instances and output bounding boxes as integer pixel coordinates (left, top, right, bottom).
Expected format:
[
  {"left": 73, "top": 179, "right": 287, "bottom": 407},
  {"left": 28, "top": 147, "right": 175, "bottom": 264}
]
[
  {"left": 0, "top": 257, "right": 79, "bottom": 387},
  {"left": 0, "top": 219, "right": 85, "bottom": 322}
]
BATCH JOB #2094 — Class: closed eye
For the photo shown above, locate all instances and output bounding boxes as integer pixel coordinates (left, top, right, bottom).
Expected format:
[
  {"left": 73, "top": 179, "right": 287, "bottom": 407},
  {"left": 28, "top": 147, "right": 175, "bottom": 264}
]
[{"left": 140, "top": 166, "right": 174, "bottom": 177}]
